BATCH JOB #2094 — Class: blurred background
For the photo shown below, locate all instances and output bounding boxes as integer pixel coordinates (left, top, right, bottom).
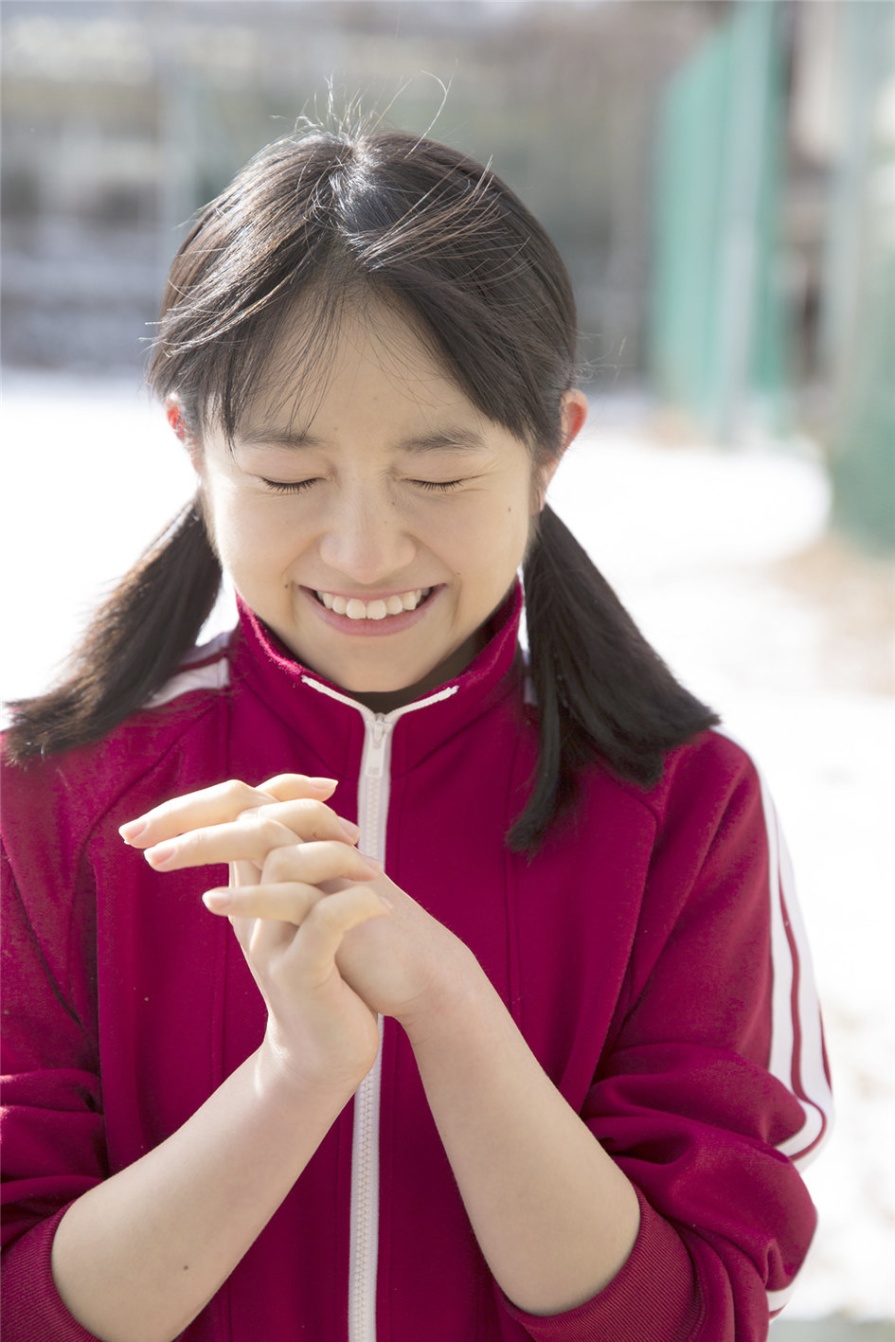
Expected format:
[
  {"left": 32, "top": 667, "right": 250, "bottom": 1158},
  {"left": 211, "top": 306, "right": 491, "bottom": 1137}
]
[{"left": 2, "top": 1, "right": 893, "bottom": 1335}]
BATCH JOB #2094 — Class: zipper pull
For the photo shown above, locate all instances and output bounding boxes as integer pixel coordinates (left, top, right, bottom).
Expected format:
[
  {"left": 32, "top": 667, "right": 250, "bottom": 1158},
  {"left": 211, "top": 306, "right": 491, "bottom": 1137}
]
[{"left": 366, "top": 715, "right": 388, "bottom": 779}]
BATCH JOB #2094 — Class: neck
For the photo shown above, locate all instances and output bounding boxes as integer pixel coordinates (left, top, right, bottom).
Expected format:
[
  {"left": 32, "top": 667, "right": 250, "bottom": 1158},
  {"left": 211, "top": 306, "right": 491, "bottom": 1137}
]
[{"left": 331, "top": 629, "right": 487, "bottom": 714}]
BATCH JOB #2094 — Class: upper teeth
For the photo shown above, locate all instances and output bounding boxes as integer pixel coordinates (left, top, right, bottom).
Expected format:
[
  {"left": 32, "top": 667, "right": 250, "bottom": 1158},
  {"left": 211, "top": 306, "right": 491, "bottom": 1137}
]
[{"left": 318, "top": 589, "right": 429, "bottom": 620}]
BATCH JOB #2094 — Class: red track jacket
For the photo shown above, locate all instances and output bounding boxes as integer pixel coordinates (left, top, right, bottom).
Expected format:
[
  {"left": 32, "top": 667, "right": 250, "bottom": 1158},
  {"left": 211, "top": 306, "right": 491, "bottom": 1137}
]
[{"left": 1, "top": 585, "right": 831, "bottom": 1341}]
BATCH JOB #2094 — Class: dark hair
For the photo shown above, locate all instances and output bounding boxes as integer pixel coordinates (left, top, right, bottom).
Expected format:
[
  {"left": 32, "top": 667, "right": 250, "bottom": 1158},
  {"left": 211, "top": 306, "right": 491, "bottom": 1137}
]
[{"left": 5, "top": 124, "right": 716, "bottom": 848}]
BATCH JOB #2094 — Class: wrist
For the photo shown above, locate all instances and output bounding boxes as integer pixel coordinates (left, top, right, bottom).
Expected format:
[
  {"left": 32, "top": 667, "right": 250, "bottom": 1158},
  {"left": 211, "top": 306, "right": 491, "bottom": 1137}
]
[
  {"left": 398, "top": 942, "right": 491, "bottom": 1046},
  {"left": 254, "top": 1031, "right": 373, "bottom": 1116}
]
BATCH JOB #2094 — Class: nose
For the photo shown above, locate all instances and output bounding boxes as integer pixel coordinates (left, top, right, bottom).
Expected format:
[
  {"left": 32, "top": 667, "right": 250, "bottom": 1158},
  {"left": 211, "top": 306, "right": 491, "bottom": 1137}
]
[{"left": 316, "top": 487, "right": 416, "bottom": 585}]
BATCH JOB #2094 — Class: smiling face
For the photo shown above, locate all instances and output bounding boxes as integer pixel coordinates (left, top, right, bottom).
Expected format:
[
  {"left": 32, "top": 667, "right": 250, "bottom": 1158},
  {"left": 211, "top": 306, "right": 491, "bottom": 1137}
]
[{"left": 192, "top": 299, "right": 581, "bottom": 710}]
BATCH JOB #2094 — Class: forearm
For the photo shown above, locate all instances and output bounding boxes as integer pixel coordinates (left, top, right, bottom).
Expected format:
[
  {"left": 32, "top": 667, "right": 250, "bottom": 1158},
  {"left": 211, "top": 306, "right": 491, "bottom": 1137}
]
[
  {"left": 403, "top": 961, "right": 640, "bottom": 1318},
  {"left": 51, "top": 1048, "right": 355, "bottom": 1342}
]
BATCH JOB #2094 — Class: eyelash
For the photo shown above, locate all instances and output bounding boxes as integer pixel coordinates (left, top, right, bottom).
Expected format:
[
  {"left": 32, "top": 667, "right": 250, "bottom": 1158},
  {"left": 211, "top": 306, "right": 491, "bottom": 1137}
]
[
  {"left": 412, "top": 479, "right": 464, "bottom": 493},
  {"left": 261, "top": 478, "right": 318, "bottom": 494},
  {"left": 261, "top": 478, "right": 464, "bottom": 494}
]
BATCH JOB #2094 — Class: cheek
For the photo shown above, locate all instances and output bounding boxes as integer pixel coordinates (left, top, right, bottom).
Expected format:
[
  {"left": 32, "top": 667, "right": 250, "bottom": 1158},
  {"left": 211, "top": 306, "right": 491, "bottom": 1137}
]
[
  {"left": 202, "top": 493, "right": 243, "bottom": 568},
  {"left": 202, "top": 487, "right": 285, "bottom": 578},
  {"left": 441, "top": 498, "right": 532, "bottom": 583}
]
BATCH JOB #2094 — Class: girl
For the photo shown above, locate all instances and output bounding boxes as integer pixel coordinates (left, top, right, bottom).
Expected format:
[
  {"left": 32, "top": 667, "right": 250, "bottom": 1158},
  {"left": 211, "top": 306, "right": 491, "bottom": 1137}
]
[{"left": 1, "top": 126, "right": 831, "bottom": 1342}]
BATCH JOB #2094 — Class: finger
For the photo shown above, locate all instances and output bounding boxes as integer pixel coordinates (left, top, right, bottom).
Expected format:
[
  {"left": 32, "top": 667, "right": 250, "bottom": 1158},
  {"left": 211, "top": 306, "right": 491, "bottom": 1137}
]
[
  {"left": 203, "top": 881, "right": 324, "bottom": 923},
  {"left": 203, "top": 847, "right": 380, "bottom": 918},
  {"left": 245, "top": 799, "right": 360, "bottom": 845},
  {"left": 230, "top": 912, "right": 293, "bottom": 960},
  {"left": 287, "top": 887, "right": 392, "bottom": 987},
  {"left": 143, "top": 804, "right": 359, "bottom": 872},
  {"left": 260, "top": 841, "right": 379, "bottom": 888},
  {"left": 143, "top": 815, "right": 301, "bottom": 872},
  {"left": 141, "top": 810, "right": 299, "bottom": 874},
  {"left": 231, "top": 858, "right": 261, "bottom": 889},
  {"left": 258, "top": 774, "right": 338, "bottom": 802},
  {"left": 119, "top": 775, "right": 338, "bottom": 847}
]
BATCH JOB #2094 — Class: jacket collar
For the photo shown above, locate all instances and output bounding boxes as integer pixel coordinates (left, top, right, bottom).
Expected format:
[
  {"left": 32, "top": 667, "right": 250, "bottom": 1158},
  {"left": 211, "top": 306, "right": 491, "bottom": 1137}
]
[{"left": 229, "top": 582, "right": 525, "bottom": 776}]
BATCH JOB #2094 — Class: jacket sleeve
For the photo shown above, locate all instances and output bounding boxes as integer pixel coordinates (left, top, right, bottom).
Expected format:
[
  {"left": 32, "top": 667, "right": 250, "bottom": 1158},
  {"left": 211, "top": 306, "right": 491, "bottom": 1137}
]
[
  {"left": 503, "top": 737, "right": 832, "bottom": 1342},
  {"left": 1, "top": 841, "right": 107, "bottom": 1342}
]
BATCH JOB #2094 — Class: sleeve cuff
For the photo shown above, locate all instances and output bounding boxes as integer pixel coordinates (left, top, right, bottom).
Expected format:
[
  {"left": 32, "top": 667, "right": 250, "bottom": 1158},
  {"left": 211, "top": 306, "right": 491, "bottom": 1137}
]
[
  {"left": 1, "top": 1208, "right": 103, "bottom": 1342},
  {"left": 500, "top": 1188, "right": 705, "bottom": 1342}
]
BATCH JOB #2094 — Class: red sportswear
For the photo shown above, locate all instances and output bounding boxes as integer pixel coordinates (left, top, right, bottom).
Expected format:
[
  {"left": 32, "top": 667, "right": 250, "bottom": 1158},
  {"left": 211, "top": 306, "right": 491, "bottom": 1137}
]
[{"left": 1, "top": 584, "right": 831, "bottom": 1340}]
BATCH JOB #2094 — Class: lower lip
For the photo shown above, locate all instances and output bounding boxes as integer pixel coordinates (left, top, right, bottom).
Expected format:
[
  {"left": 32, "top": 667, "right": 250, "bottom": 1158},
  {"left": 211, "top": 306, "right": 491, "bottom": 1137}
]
[{"left": 300, "top": 586, "right": 441, "bottom": 637}]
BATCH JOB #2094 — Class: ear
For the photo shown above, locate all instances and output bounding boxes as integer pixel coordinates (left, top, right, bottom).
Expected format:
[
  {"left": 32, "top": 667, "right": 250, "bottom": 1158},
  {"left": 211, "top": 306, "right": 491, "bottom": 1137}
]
[
  {"left": 560, "top": 389, "right": 588, "bottom": 450},
  {"left": 165, "top": 396, "right": 203, "bottom": 472},
  {"left": 533, "top": 389, "right": 588, "bottom": 509}
]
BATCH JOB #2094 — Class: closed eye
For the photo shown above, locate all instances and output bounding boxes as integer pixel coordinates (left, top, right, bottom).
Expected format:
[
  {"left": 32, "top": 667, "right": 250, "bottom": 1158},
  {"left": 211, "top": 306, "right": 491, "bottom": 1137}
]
[
  {"left": 411, "top": 479, "right": 465, "bottom": 493},
  {"left": 261, "top": 478, "right": 319, "bottom": 494},
  {"left": 260, "top": 476, "right": 464, "bottom": 495}
]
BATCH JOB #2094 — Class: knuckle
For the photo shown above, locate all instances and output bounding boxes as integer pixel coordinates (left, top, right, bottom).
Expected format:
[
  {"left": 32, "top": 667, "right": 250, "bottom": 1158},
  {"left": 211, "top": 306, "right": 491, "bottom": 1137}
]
[
  {"left": 249, "top": 816, "right": 292, "bottom": 849},
  {"left": 320, "top": 839, "right": 349, "bottom": 863},
  {"left": 262, "top": 845, "right": 298, "bottom": 883},
  {"left": 296, "top": 797, "right": 327, "bottom": 821},
  {"left": 222, "top": 779, "right": 258, "bottom": 807},
  {"left": 278, "top": 799, "right": 333, "bottom": 837},
  {"left": 290, "top": 887, "right": 316, "bottom": 921},
  {"left": 254, "top": 798, "right": 300, "bottom": 825},
  {"left": 311, "top": 896, "right": 343, "bottom": 930},
  {"left": 316, "top": 887, "right": 375, "bottom": 931}
]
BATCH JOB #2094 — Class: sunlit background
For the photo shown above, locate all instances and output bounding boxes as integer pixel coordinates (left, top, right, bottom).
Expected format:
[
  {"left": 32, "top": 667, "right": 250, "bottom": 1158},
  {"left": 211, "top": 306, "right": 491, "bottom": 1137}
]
[{"left": 2, "top": 3, "right": 893, "bottom": 1335}]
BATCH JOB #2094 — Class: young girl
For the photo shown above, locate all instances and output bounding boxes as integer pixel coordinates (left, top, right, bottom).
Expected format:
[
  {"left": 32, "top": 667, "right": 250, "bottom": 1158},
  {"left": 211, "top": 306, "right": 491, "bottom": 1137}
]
[{"left": 1, "top": 126, "right": 830, "bottom": 1342}]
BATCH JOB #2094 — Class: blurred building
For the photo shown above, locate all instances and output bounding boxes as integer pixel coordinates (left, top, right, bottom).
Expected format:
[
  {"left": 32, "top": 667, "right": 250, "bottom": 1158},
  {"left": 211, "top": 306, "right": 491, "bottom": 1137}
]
[{"left": 0, "top": 0, "right": 718, "bottom": 375}]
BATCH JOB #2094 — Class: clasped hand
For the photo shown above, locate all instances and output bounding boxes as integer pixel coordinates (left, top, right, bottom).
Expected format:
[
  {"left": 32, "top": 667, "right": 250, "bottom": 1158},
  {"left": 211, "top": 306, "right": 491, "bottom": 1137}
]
[{"left": 119, "top": 774, "right": 473, "bottom": 1094}]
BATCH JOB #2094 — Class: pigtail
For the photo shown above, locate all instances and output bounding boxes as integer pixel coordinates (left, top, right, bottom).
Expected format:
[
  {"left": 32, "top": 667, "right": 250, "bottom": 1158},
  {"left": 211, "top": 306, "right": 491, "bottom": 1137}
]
[
  {"left": 4, "top": 501, "right": 222, "bottom": 762},
  {"left": 511, "top": 505, "right": 718, "bottom": 851}
]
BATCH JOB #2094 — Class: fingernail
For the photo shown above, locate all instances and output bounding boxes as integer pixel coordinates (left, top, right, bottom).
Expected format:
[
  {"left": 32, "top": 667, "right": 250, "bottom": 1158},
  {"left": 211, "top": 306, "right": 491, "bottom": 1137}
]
[
  {"left": 119, "top": 819, "right": 147, "bottom": 844},
  {"left": 145, "top": 841, "right": 176, "bottom": 869},
  {"left": 308, "top": 776, "right": 338, "bottom": 791},
  {"left": 202, "top": 889, "right": 231, "bottom": 912},
  {"left": 359, "top": 854, "right": 382, "bottom": 873},
  {"left": 377, "top": 894, "right": 393, "bottom": 911},
  {"left": 340, "top": 819, "right": 361, "bottom": 842}
]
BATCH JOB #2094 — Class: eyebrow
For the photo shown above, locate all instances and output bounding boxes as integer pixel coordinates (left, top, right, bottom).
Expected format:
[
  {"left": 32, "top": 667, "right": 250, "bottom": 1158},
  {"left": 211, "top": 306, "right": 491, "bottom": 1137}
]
[{"left": 238, "top": 426, "right": 489, "bottom": 453}]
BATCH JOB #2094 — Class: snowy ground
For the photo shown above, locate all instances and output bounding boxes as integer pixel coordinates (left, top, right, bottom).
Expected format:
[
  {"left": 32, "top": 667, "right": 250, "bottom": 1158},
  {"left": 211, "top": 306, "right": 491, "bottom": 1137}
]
[{"left": 2, "top": 373, "right": 893, "bottom": 1323}]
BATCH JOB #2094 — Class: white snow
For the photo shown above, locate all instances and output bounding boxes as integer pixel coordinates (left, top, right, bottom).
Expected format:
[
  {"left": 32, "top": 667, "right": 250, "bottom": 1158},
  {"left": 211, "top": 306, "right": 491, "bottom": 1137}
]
[{"left": 1, "top": 374, "right": 893, "bottom": 1321}]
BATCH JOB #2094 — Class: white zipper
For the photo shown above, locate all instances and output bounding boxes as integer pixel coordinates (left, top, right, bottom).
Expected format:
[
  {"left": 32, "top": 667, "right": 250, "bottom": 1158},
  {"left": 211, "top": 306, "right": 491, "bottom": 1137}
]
[
  {"left": 358, "top": 714, "right": 389, "bottom": 863},
  {"left": 301, "top": 678, "right": 457, "bottom": 1342},
  {"left": 348, "top": 711, "right": 390, "bottom": 1342}
]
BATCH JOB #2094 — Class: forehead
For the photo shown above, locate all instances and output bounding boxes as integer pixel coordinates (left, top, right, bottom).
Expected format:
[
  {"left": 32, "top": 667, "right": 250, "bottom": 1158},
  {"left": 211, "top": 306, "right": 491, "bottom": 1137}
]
[{"left": 242, "top": 294, "right": 481, "bottom": 439}]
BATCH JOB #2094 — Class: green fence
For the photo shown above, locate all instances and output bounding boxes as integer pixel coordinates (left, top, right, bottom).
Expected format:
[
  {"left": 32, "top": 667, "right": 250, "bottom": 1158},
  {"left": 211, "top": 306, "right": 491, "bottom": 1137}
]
[
  {"left": 652, "top": 0, "right": 895, "bottom": 552},
  {"left": 650, "top": 0, "right": 787, "bottom": 441},
  {"left": 826, "top": 0, "right": 895, "bottom": 552}
]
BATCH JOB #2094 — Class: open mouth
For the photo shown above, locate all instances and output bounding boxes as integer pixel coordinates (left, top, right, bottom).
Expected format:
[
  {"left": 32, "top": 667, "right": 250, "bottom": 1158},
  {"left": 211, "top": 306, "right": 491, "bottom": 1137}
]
[{"left": 314, "top": 587, "right": 434, "bottom": 621}]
